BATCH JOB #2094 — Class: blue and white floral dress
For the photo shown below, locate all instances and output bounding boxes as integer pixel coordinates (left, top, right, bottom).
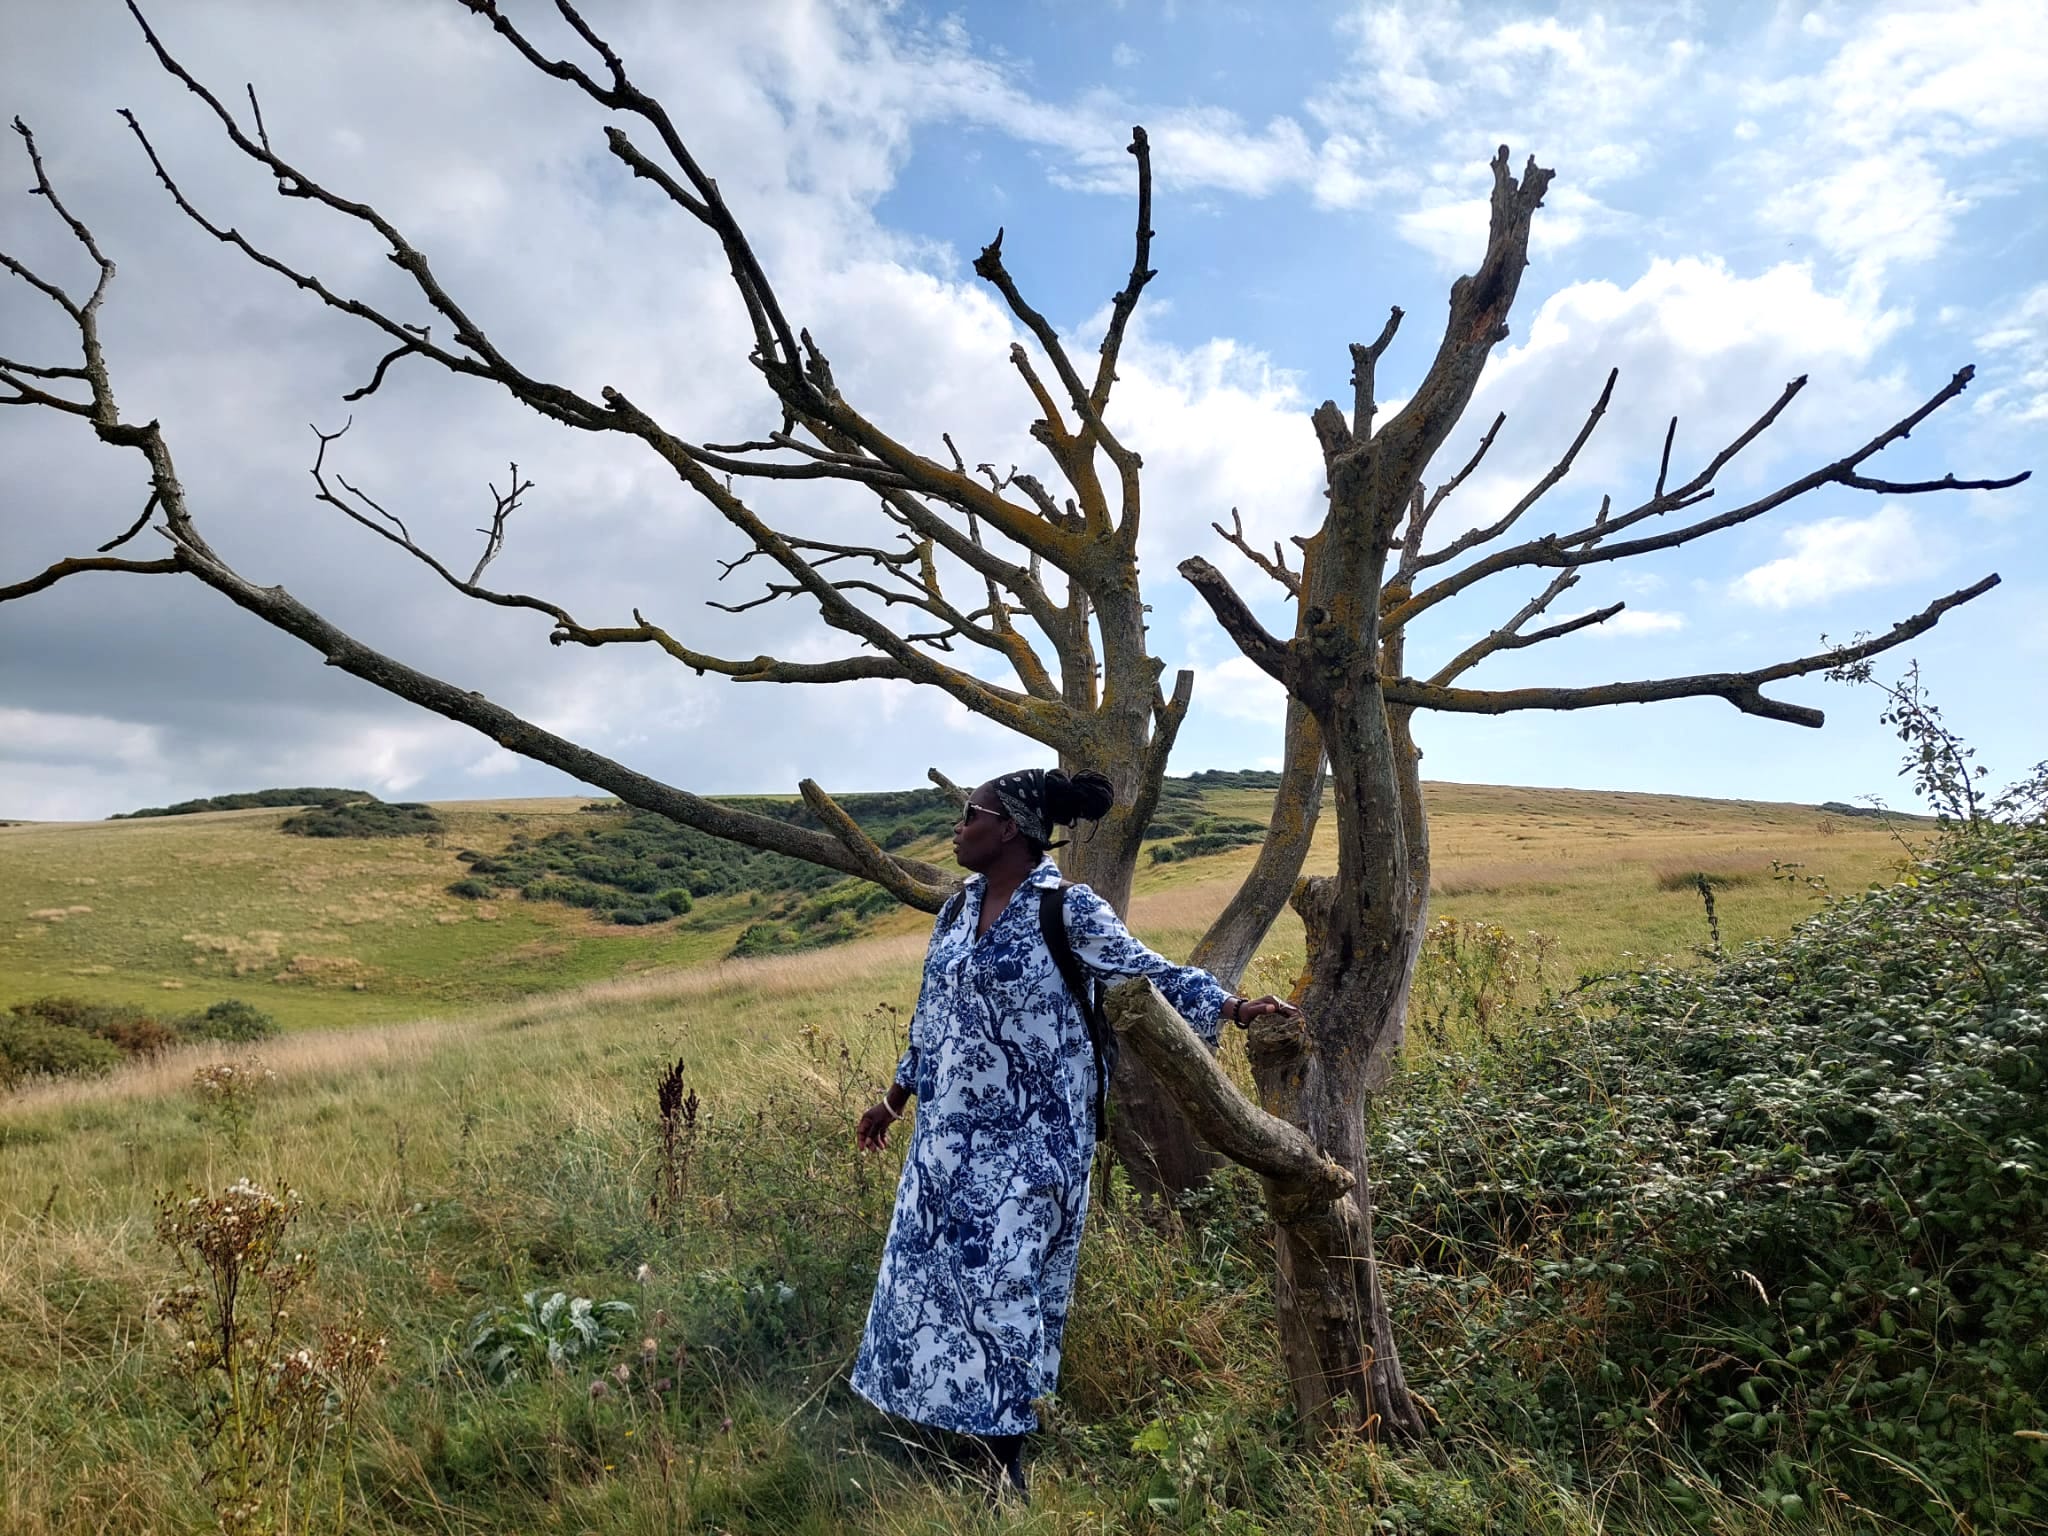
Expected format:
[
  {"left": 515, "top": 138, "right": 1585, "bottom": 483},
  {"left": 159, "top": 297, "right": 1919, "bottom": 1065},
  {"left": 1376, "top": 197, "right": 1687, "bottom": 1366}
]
[{"left": 850, "top": 856, "right": 1226, "bottom": 1436}]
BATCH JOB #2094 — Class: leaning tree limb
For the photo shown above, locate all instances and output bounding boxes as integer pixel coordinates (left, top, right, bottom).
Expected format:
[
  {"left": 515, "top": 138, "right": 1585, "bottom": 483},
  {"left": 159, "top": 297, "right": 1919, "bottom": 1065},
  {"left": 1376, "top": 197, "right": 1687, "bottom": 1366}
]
[{"left": 1102, "top": 978, "right": 1351, "bottom": 1218}]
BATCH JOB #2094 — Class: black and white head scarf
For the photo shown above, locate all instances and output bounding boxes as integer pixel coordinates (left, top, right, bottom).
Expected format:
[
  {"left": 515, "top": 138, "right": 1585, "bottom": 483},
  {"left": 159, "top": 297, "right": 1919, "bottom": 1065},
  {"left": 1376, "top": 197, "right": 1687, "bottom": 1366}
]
[{"left": 992, "top": 769, "right": 1058, "bottom": 848}]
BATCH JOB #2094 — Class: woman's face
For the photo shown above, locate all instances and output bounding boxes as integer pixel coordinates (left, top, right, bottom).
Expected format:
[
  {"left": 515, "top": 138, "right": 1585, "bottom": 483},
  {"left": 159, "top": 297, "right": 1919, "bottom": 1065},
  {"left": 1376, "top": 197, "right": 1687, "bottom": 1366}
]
[{"left": 951, "top": 783, "right": 1017, "bottom": 873}]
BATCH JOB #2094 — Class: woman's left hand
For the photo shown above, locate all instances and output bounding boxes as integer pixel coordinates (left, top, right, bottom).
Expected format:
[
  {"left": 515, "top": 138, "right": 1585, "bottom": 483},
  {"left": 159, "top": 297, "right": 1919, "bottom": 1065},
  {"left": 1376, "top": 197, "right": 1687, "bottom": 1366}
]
[{"left": 1231, "top": 994, "right": 1299, "bottom": 1021}]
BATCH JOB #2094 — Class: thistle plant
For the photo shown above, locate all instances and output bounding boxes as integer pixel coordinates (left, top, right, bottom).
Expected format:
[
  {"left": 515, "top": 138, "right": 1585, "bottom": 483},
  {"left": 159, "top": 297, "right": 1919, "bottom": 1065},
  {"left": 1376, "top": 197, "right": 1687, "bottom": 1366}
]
[
  {"left": 152, "top": 1179, "right": 388, "bottom": 1535},
  {"left": 190, "top": 1056, "right": 274, "bottom": 1152},
  {"left": 463, "top": 1289, "right": 637, "bottom": 1384},
  {"left": 272, "top": 1311, "right": 389, "bottom": 1535},
  {"left": 151, "top": 1178, "right": 306, "bottom": 1534}
]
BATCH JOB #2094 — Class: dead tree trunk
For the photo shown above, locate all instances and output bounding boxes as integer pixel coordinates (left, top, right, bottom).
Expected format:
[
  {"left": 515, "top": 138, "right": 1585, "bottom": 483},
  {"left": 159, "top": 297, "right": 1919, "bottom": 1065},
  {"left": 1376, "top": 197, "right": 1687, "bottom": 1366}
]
[
  {"left": 7, "top": 8, "right": 1318, "bottom": 1199},
  {"left": 1179, "top": 146, "right": 2018, "bottom": 1439}
]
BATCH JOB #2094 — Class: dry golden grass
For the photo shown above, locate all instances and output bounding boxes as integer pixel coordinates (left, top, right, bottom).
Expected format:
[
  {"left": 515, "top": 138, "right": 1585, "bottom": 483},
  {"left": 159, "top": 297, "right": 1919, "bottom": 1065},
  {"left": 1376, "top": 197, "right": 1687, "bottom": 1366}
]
[{"left": 2, "top": 931, "right": 933, "bottom": 1119}]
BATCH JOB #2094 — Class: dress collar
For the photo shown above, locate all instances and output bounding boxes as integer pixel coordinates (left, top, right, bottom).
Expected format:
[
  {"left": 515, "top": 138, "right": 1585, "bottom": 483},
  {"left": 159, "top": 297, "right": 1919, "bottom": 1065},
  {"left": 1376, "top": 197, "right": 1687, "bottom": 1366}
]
[{"left": 960, "top": 855, "right": 1064, "bottom": 893}]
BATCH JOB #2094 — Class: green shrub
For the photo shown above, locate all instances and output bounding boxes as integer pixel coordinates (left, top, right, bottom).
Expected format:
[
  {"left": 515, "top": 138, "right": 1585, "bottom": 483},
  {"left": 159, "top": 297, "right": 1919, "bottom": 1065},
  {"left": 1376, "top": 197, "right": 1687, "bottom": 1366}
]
[
  {"left": 3, "top": 995, "right": 195, "bottom": 1063},
  {"left": 518, "top": 878, "right": 613, "bottom": 910},
  {"left": 0, "top": 1019, "right": 122, "bottom": 1086},
  {"left": 1150, "top": 827, "right": 1265, "bottom": 864},
  {"left": 111, "top": 786, "right": 373, "bottom": 819},
  {"left": 1376, "top": 815, "right": 2048, "bottom": 1529},
  {"left": 730, "top": 923, "right": 794, "bottom": 959},
  {"left": 280, "top": 797, "right": 444, "bottom": 838},
  {"left": 446, "top": 878, "right": 493, "bottom": 900},
  {"left": 655, "top": 888, "right": 693, "bottom": 915},
  {"left": 179, "top": 999, "right": 279, "bottom": 1043}
]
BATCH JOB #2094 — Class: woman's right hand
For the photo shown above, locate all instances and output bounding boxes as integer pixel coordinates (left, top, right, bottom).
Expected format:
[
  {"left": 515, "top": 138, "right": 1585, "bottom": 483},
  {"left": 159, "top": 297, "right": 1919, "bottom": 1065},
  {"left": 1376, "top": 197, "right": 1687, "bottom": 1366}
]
[{"left": 855, "top": 1101, "right": 899, "bottom": 1152}]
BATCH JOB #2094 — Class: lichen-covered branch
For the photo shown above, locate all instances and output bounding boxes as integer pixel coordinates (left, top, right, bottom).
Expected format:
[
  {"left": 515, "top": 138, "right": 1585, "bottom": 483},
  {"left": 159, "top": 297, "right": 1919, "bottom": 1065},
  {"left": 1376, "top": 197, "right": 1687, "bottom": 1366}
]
[{"left": 1101, "top": 978, "right": 1352, "bottom": 1213}]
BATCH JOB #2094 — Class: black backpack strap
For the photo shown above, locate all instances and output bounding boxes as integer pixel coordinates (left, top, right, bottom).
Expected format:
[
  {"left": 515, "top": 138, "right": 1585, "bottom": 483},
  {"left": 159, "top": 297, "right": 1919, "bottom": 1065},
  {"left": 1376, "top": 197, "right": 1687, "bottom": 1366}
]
[
  {"left": 936, "top": 888, "right": 966, "bottom": 932},
  {"left": 1040, "top": 883, "right": 1117, "bottom": 1141}
]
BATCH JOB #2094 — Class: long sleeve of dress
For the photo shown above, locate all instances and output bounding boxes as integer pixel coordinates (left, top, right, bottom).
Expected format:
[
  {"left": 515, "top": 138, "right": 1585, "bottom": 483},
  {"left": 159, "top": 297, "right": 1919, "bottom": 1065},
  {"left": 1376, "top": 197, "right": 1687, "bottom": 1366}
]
[{"left": 1061, "top": 883, "right": 1228, "bottom": 1047}]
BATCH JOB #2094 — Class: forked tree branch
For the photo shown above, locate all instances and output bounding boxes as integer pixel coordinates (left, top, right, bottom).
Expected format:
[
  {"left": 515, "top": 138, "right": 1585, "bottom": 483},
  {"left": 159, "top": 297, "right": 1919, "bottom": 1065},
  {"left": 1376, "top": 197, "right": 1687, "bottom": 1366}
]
[
  {"left": 1348, "top": 306, "right": 1403, "bottom": 442},
  {"left": 1388, "top": 575, "right": 2000, "bottom": 727},
  {"left": 1388, "top": 368, "right": 2029, "bottom": 631},
  {"left": 799, "top": 778, "right": 956, "bottom": 908},
  {"left": 1213, "top": 507, "right": 1301, "bottom": 597}
]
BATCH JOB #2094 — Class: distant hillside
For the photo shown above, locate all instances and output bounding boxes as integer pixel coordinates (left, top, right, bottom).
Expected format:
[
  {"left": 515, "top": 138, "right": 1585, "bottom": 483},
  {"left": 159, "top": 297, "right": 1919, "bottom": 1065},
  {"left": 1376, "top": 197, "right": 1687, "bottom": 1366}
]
[
  {"left": 1, "top": 779, "right": 1921, "bottom": 1036},
  {"left": 110, "top": 787, "right": 374, "bottom": 819}
]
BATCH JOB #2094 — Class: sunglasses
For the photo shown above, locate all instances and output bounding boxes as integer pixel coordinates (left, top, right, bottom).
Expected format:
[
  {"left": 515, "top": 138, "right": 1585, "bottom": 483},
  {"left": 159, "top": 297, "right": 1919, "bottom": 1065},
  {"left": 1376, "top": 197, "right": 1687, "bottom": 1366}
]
[{"left": 959, "top": 803, "right": 1010, "bottom": 825}]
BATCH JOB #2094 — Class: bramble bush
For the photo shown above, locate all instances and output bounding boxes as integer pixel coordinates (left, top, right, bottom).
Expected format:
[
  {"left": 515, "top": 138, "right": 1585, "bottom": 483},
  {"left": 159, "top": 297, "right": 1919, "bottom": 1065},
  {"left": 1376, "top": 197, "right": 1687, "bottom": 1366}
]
[
  {"left": 1, "top": 995, "right": 279, "bottom": 1086},
  {"left": 1376, "top": 808, "right": 2048, "bottom": 1529}
]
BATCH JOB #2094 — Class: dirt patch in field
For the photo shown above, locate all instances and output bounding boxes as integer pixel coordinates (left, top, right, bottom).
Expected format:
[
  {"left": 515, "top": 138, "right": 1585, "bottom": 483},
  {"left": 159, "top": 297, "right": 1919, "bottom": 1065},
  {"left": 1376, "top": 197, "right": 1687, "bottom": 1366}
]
[
  {"left": 183, "top": 930, "right": 284, "bottom": 974},
  {"left": 273, "top": 954, "right": 380, "bottom": 987}
]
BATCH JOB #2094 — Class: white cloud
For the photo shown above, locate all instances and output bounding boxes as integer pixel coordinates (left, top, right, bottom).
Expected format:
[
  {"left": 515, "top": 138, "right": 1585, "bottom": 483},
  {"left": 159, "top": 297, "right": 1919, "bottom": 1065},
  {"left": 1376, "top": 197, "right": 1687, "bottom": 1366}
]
[
  {"left": 1792, "top": 0, "right": 2048, "bottom": 152},
  {"left": 1973, "top": 282, "right": 2048, "bottom": 423},
  {"left": 1606, "top": 609, "right": 1686, "bottom": 635},
  {"left": 1197, "top": 655, "right": 1287, "bottom": 725},
  {"left": 0, "top": 709, "right": 164, "bottom": 770},
  {"left": 1762, "top": 144, "right": 1967, "bottom": 276},
  {"left": 1729, "top": 503, "right": 1931, "bottom": 608},
  {"left": 1742, "top": 1, "right": 2047, "bottom": 278},
  {"left": 1311, "top": 2, "right": 1702, "bottom": 251}
]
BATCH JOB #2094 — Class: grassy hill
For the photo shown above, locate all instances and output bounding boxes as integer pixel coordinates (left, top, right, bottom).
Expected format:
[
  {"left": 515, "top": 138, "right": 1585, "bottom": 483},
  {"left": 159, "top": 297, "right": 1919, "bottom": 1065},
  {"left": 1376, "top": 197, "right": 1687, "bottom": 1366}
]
[
  {"left": 0, "top": 781, "right": 1993, "bottom": 1535},
  {"left": 0, "top": 781, "right": 1910, "bottom": 1036}
]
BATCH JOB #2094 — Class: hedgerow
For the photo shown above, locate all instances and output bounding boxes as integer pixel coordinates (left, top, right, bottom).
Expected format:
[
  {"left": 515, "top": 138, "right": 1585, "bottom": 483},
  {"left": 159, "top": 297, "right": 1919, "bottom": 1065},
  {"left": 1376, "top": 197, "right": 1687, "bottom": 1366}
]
[{"left": 110, "top": 787, "right": 374, "bottom": 819}]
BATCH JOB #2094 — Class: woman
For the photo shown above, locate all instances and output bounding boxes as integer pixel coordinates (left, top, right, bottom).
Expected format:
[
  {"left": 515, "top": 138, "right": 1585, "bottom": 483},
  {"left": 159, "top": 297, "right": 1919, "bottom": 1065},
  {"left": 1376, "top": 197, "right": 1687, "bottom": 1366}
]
[{"left": 849, "top": 767, "right": 1296, "bottom": 1499}]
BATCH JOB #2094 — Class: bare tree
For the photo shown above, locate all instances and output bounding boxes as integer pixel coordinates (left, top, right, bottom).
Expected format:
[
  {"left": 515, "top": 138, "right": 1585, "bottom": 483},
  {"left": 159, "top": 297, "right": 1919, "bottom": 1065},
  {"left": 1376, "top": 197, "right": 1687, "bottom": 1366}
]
[
  {"left": 1156, "top": 151, "right": 2025, "bottom": 1436},
  {"left": 2, "top": 2, "right": 1325, "bottom": 1193},
  {"left": 2, "top": 10, "right": 2029, "bottom": 1444}
]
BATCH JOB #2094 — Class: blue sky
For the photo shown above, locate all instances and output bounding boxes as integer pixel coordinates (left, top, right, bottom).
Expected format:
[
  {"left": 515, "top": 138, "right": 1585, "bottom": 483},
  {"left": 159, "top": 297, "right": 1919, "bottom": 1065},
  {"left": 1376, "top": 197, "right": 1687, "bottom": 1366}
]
[{"left": 1, "top": 0, "right": 2042, "bottom": 819}]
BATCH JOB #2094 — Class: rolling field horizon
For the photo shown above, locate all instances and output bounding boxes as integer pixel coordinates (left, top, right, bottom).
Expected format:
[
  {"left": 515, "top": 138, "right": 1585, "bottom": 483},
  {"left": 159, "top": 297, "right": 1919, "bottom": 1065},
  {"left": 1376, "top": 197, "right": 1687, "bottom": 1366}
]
[{"left": 1, "top": 778, "right": 1922, "bottom": 1037}]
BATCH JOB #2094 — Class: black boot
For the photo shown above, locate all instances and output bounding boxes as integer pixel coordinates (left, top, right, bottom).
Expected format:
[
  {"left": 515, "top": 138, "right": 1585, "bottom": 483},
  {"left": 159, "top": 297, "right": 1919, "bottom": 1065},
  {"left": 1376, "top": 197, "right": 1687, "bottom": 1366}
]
[{"left": 974, "top": 1432, "right": 1028, "bottom": 1505}]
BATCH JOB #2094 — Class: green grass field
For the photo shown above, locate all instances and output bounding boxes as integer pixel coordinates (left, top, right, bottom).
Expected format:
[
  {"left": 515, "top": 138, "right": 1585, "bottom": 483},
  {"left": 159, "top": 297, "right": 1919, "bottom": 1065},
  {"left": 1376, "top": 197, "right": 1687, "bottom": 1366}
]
[
  {"left": 1, "top": 783, "right": 1910, "bottom": 1032},
  {"left": 0, "top": 798, "right": 940, "bottom": 1030},
  {"left": 0, "top": 783, "right": 1939, "bottom": 1534}
]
